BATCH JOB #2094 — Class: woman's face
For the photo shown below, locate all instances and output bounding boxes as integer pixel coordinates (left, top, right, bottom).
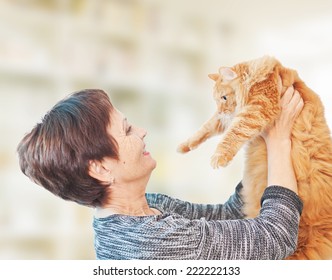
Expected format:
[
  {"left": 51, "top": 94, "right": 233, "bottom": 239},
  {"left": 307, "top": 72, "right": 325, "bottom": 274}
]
[{"left": 103, "top": 108, "right": 156, "bottom": 185}]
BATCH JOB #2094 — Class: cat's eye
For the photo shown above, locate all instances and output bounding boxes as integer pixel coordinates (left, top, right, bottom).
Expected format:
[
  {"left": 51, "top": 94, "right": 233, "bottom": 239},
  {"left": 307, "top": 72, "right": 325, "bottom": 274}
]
[{"left": 221, "top": 96, "right": 227, "bottom": 101}]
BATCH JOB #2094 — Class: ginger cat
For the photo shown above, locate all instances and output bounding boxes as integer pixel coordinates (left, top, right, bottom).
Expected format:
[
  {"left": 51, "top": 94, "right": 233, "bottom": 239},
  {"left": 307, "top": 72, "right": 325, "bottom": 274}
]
[{"left": 178, "top": 56, "right": 332, "bottom": 259}]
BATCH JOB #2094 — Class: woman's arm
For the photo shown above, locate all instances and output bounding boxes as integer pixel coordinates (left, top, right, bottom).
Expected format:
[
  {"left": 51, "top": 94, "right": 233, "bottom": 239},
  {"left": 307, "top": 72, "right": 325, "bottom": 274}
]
[
  {"left": 262, "top": 86, "right": 304, "bottom": 194},
  {"left": 198, "top": 185, "right": 303, "bottom": 259},
  {"left": 139, "top": 184, "right": 303, "bottom": 260},
  {"left": 148, "top": 181, "right": 245, "bottom": 221}
]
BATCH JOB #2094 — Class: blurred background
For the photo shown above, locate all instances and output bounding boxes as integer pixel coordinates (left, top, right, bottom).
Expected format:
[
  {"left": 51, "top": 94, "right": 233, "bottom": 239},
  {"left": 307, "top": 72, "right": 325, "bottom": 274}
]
[{"left": 0, "top": 0, "right": 331, "bottom": 259}]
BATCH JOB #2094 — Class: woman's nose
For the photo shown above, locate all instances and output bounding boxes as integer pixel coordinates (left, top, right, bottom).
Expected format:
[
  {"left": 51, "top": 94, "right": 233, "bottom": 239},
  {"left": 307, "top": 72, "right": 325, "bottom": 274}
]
[
  {"left": 140, "top": 128, "right": 147, "bottom": 139},
  {"left": 135, "top": 126, "right": 147, "bottom": 139}
]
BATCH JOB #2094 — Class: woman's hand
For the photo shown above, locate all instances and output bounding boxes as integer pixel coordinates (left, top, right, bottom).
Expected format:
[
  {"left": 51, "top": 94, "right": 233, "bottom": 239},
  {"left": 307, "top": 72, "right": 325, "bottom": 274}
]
[{"left": 262, "top": 86, "right": 304, "bottom": 146}]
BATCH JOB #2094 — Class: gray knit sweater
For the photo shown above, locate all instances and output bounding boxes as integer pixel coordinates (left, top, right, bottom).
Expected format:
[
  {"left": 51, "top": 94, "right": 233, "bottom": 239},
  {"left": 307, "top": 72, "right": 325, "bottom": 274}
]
[{"left": 93, "top": 182, "right": 303, "bottom": 260}]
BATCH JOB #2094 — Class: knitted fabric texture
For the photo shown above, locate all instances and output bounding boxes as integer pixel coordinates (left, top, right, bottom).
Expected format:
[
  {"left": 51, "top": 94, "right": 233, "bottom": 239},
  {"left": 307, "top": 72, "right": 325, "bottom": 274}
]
[{"left": 93, "top": 183, "right": 303, "bottom": 260}]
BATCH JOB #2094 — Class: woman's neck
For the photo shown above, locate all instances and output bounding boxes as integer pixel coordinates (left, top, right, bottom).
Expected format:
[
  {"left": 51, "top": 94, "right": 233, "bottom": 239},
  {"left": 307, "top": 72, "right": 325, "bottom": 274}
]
[{"left": 95, "top": 182, "right": 160, "bottom": 217}]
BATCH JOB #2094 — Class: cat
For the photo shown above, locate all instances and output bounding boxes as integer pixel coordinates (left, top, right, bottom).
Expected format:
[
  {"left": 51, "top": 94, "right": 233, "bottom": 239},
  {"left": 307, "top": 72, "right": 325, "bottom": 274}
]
[{"left": 177, "top": 56, "right": 332, "bottom": 259}]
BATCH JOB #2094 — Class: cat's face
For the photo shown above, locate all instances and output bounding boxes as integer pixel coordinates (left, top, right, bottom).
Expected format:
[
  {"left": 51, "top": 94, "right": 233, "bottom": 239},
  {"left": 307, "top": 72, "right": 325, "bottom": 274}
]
[
  {"left": 213, "top": 80, "right": 236, "bottom": 116},
  {"left": 209, "top": 68, "right": 238, "bottom": 127}
]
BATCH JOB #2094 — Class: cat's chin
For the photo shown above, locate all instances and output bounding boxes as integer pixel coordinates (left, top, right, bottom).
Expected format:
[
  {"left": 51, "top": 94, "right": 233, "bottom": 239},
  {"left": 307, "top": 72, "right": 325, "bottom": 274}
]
[{"left": 218, "top": 113, "right": 234, "bottom": 129}]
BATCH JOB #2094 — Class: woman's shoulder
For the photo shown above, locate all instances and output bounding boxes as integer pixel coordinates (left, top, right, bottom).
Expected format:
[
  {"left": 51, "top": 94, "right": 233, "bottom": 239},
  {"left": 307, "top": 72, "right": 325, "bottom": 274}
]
[
  {"left": 145, "top": 192, "right": 175, "bottom": 207},
  {"left": 145, "top": 192, "right": 173, "bottom": 202},
  {"left": 145, "top": 192, "right": 186, "bottom": 214}
]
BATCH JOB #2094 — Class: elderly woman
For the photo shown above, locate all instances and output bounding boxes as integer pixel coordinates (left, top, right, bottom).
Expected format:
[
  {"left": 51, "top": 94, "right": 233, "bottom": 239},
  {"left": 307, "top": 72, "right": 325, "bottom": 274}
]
[{"left": 17, "top": 87, "right": 303, "bottom": 260}]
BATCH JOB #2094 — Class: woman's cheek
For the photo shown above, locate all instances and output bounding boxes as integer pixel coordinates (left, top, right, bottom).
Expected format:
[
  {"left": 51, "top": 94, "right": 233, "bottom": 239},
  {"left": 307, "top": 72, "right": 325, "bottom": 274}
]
[{"left": 119, "top": 138, "right": 141, "bottom": 164}]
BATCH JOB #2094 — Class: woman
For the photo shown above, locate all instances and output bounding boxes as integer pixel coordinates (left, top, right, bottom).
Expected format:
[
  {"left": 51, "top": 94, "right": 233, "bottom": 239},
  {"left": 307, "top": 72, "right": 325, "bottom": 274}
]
[{"left": 17, "top": 87, "right": 304, "bottom": 260}]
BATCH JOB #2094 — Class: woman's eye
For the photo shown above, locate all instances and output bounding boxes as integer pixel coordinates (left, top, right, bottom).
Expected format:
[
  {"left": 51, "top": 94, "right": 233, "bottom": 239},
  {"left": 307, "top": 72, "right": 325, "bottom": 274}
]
[{"left": 126, "top": 126, "right": 132, "bottom": 134}]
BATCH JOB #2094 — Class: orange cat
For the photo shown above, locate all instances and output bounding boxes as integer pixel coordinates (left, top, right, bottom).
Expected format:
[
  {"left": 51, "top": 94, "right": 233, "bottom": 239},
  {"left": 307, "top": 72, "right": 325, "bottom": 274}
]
[{"left": 178, "top": 56, "right": 332, "bottom": 259}]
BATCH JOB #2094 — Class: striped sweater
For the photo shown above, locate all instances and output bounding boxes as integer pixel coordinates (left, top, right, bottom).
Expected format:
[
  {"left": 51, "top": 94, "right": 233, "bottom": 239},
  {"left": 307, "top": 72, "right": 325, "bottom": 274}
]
[{"left": 93, "top": 182, "right": 303, "bottom": 260}]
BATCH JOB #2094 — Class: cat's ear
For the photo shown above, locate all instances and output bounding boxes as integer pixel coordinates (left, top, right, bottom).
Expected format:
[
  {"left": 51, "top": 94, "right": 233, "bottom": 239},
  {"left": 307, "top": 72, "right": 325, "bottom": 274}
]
[
  {"left": 208, "top": 73, "right": 219, "bottom": 81},
  {"left": 219, "top": 67, "right": 237, "bottom": 81}
]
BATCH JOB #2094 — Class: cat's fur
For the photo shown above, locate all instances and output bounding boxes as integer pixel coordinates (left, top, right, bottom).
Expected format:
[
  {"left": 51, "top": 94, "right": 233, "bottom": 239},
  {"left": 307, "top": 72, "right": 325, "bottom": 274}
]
[{"left": 178, "top": 56, "right": 332, "bottom": 259}]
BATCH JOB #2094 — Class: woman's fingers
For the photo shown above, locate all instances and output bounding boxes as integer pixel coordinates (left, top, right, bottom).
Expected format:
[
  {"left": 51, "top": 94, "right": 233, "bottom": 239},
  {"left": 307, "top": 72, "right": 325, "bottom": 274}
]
[
  {"left": 293, "top": 93, "right": 304, "bottom": 118},
  {"left": 287, "top": 91, "right": 303, "bottom": 115},
  {"left": 281, "top": 86, "right": 294, "bottom": 107}
]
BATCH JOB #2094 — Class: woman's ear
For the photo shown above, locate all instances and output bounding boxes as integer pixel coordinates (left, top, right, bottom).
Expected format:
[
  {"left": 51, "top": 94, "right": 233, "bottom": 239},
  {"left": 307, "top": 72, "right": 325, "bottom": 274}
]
[{"left": 88, "top": 160, "right": 112, "bottom": 182}]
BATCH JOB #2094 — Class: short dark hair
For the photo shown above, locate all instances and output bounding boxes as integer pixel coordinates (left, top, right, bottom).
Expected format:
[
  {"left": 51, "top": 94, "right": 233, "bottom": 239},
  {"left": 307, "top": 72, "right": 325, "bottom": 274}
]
[{"left": 17, "top": 89, "right": 118, "bottom": 207}]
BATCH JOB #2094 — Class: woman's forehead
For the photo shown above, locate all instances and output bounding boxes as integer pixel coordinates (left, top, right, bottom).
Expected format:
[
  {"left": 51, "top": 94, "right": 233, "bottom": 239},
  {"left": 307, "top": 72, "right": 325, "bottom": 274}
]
[
  {"left": 108, "top": 108, "right": 126, "bottom": 132},
  {"left": 110, "top": 108, "right": 125, "bottom": 121}
]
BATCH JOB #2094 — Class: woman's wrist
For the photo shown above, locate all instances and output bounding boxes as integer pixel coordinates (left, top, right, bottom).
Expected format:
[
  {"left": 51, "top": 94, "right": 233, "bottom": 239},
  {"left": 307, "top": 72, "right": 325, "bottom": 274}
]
[
  {"left": 265, "top": 138, "right": 292, "bottom": 153},
  {"left": 266, "top": 139, "right": 298, "bottom": 194}
]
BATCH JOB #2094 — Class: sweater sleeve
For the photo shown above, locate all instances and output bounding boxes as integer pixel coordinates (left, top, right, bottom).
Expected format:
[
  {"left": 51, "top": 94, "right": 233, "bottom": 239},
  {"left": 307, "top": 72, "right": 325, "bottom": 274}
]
[
  {"left": 147, "top": 181, "right": 245, "bottom": 221},
  {"left": 197, "top": 185, "right": 303, "bottom": 259}
]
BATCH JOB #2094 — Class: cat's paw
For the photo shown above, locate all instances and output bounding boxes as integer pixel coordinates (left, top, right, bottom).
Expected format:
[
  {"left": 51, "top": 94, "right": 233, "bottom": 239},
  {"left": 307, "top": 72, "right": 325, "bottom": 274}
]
[
  {"left": 210, "top": 153, "right": 230, "bottom": 168},
  {"left": 177, "top": 142, "right": 191, "bottom": 153},
  {"left": 177, "top": 139, "right": 202, "bottom": 153}
]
